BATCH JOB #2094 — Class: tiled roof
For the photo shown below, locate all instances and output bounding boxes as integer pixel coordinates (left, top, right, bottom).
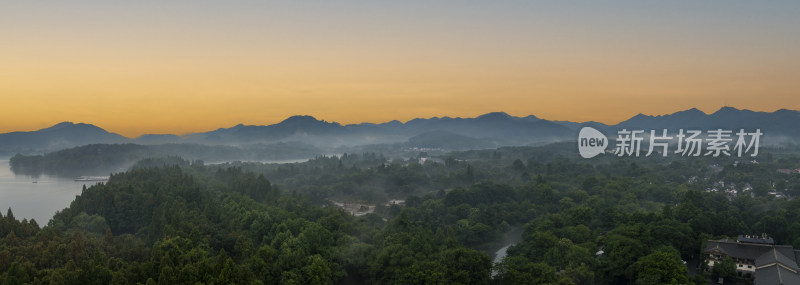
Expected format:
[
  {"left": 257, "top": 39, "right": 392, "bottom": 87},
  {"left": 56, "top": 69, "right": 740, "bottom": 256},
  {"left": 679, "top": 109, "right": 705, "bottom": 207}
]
[
  {"left": 705, "top": 240, "right": 776, "bottom": 261},
  {"left": 754, "top": 264, "right": 800, "bottom": 285},
  {"left": 756, "top": 248, "right": 799, "bottom": 271},
  {"left": 705, "top": 239, "right": 800, "bottom": 285}
]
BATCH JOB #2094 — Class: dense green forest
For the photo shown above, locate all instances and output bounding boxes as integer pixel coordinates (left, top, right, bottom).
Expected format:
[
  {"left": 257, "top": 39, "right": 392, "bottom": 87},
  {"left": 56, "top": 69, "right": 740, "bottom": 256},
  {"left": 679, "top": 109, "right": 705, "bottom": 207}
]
[
  {"left": 8, "top": 143, "right": 325, "bottom": 177},
  {"left": 3, "top": 144, "right": 800, "bottom": 284}
]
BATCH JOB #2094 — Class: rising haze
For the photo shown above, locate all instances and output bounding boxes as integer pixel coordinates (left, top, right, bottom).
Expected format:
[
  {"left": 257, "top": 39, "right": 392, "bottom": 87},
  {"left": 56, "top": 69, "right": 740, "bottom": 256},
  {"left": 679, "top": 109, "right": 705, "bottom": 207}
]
[{"left": 2, "top": 1, "right": 799, "bottom": 137}]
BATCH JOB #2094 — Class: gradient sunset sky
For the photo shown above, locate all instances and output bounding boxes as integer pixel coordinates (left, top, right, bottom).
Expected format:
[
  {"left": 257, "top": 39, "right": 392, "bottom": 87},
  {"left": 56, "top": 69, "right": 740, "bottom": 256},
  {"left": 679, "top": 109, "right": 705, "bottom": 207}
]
[{"left": 2, "top": 1, "right": 799, "bottom": 137}]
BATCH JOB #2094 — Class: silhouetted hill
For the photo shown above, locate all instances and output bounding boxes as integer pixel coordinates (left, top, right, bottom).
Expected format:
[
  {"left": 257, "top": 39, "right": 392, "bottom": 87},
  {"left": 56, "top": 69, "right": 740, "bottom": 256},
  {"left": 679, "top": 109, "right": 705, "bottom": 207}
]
[
  {"left": 0, "top": 122, "right": 127, "bottom": 154},
  {"left": 4, "top": 108, "right": 800, "bottom": 155},
  {"left": 407, "top": 131, "right": 494, "bottom": 150},
  {"left": 9, "top": 142, "right": 323, "bottom": 176},
  {"left": 376, "top": 112, "right": 573, "bottom": 145},
  {"left": 133, "top": 134, "right": 183, "bottom": 144},
  {"left": 615, "top": 107, "right": 708, "bottom": 130},
  {"left": 179, "top": 112, "right": 574, "bottom": 147},
  {"left": 609, "top": 107, "right": 800, "bottom": 143},
  {"left": 552, "top": 120, "right": 609, "bottom": 131},
  {"left": 187, "top": 115, "right": 347, "bottom": 144}
]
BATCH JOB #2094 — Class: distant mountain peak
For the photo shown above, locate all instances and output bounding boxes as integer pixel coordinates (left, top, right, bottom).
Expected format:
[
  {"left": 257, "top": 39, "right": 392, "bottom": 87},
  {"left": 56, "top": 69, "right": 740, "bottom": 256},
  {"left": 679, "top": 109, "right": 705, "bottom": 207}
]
[
  {"left": 40, "top": 122, "right": 108, "bottom": 133},
  {"left": 276, "top": 115, "right": 342, "bottom": 128},
  {"left": 476, "top": 112, "right": 512, "bottom": 120},
  {"left": 280, "top": 115, "right": 320, "bottom": 124},
  {"left": 679, "top": 107, "right": 706, "bottom": 115},
  {"left": 714, "top": 106, "right": 741, "bottom": 114},
  {"left": 775, "top": 109, "right": 800, "bottom": 115},
  {"left": 42, "top": 122, "right": 76, "bottom": 130},
  {"left": 0, "top": 121, "right": 126, "bottom": 152},
  {"left": 619, "top": 108, "right": 713, "bottom": 128},
  {"left": 664, "top": 108, "right": 707, "bottom": 118}
]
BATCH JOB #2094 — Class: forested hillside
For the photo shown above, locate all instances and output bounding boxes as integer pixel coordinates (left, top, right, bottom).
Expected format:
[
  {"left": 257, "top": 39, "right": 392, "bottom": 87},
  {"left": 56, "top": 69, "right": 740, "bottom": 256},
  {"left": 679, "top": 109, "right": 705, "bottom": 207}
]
[{"left": 3, "top": 146, "right": 800, "bottom": 284}]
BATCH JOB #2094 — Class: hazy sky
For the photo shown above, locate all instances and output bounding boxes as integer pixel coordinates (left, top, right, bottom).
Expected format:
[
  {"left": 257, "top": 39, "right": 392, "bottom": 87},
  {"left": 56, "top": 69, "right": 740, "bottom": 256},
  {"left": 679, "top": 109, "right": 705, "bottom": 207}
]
[{"left": 2, "top": 1, "right": 799, "bottom": 137}]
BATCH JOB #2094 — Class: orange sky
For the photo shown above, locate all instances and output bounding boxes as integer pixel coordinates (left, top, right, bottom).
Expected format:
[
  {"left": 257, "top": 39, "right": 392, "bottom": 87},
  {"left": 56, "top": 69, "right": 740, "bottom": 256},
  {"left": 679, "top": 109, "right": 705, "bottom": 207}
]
[{"left": 2, "top": 1, "right": 799, "bottom": 138}]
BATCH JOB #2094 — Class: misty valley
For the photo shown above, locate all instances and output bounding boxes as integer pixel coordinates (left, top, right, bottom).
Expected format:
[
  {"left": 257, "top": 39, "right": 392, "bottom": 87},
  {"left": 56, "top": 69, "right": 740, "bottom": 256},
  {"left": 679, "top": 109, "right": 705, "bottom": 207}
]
[
  {"left": 8, "top": 0, "right": 800, "bottom": 283},
  {"left": 3, "top": 109, "right": 800, "bottom": 284}
]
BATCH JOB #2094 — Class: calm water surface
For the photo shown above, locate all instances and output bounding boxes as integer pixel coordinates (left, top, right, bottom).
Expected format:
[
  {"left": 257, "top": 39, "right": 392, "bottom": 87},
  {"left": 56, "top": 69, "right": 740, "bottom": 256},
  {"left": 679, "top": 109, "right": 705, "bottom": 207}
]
[{"left": 0, "top": 160, "right": 100, "bottom": 225}]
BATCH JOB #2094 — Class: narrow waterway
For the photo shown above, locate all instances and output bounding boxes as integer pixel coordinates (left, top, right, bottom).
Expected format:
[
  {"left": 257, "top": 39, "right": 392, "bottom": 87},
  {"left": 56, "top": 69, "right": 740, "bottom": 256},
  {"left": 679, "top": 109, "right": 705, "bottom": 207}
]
[{"left": 486, "top": 227, "right": 524, "bottom": 277}]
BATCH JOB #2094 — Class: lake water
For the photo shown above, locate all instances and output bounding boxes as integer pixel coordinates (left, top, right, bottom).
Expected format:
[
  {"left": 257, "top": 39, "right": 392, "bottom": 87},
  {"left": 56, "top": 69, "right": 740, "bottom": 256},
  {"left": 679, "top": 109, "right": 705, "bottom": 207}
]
[{"left": 0, "top": 160, "right": 98, "bottom": 225}]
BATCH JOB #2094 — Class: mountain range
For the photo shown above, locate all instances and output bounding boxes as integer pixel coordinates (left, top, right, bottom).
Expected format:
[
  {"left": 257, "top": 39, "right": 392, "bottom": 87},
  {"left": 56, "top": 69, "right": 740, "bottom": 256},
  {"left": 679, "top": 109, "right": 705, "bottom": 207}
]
[
  {"left": 2, "top": 107, "right": 799, "bottom": 155},
  {"left": 0, "top": 122, "right": 128, "bottom": 154}
]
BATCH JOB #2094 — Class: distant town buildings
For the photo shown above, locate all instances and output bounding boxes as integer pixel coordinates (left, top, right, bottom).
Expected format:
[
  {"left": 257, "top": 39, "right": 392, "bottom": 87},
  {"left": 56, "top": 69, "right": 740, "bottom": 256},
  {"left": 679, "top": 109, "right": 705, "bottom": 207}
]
[
  {"left": 776, "top": 168, "right": 800, "bottom": 174},
  {"left": 704, "top": 235, "right": 800, "bottom": 284}
]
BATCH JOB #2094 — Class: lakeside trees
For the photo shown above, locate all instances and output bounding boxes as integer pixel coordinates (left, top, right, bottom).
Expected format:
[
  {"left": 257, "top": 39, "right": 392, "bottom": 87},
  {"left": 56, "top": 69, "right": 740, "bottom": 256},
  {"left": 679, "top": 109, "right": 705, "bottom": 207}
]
[{"left": 3, "top": 144, "right": 800, "bottom": 283}]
